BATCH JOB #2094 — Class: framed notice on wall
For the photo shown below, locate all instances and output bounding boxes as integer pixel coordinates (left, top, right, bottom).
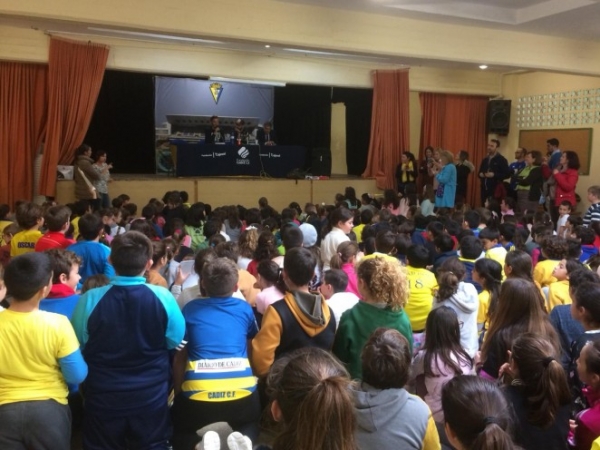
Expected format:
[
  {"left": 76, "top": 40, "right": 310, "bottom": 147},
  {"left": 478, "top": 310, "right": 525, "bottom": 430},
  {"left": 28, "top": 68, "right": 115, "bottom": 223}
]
[{"left": 518, "top": 128, "right": 593, "bottom": 175}]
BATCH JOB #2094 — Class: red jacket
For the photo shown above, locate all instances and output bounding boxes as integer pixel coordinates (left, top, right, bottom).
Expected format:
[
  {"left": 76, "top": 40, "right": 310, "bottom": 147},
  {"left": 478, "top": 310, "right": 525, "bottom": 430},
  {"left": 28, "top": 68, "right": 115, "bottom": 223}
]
[{"left": 553, "top": 168, "right": 579, "bottom": 207}]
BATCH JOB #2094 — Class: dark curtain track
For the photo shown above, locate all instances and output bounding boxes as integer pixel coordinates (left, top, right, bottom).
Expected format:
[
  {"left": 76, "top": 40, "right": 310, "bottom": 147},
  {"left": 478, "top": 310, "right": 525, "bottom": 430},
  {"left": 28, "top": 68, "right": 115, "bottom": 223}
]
[{"left": 85, "top": 70, "right": 156, "bottom": 174}]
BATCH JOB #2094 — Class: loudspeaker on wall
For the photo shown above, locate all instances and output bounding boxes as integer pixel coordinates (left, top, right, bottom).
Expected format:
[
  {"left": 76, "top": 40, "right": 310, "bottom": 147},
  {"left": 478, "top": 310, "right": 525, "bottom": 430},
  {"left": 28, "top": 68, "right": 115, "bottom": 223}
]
[{"left": 487, "top": 100, "right": 511, "bottom": 136}]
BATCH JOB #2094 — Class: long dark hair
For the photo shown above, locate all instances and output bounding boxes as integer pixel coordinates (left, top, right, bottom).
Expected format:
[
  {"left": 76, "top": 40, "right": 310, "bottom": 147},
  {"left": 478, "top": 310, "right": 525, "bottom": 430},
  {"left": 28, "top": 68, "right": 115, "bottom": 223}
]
[
  {"left": 510, "top": 333, "right": 571, "bottom": 428},
  {"left": 423, "top": 307, "right": 472, "bottom": 377},
  {"left": 505, "top": 250, "right": 533, "bottom": 281},
  {"left": 257, "top": 260, "right": 287, "bottom": 294},
  {"left": 442, "top": 376, "right": 517, "bottom": 450},
  {"left": 436, "top": 257, "right": 466, "bottom": 302},
  {"left": 481, "top": 278, "right": 560, "bottom": 365},
  {"left": 474, "top": 258, "right": 502, "bottom": 321},
  {"left": 321, "top": 207, "right": 354, "bottom": 237},
  {"left": 253, "top": 230, "right": 281, "bottom": 261}
]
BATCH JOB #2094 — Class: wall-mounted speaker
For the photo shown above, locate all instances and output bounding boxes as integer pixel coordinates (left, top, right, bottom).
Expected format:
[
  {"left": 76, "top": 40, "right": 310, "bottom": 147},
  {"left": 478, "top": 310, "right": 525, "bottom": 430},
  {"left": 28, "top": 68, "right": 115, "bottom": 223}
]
[{"left": 487, "top": 100, "right": 511, "bottom": 136}]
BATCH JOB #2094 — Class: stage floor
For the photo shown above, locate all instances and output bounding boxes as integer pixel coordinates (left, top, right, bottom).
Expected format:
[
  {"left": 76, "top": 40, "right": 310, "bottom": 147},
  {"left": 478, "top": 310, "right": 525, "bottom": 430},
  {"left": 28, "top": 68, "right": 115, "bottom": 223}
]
[{"left": 56, "top": 174, "right": 380, "bottom": 211}]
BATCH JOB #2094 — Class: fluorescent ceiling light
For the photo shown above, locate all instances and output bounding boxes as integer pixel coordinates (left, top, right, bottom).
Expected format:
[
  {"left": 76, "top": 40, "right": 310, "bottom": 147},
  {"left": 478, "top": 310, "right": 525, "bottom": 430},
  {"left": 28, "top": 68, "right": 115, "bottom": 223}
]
[
  {"left": 87, "top": 27, "right": 223, "bottom": 44},
  {"left": 209, "top": 77, "right": 286, "bottom": 87},
  {"left": 479, "top": 64, "right": 488, "bottom": 69}
]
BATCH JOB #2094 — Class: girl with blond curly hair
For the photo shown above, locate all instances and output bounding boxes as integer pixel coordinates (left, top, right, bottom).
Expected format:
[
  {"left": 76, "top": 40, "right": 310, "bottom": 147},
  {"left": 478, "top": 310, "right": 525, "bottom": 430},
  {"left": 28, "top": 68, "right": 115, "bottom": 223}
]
[{"left": 333, "top": 257, "right": 413, "bottom": 379}]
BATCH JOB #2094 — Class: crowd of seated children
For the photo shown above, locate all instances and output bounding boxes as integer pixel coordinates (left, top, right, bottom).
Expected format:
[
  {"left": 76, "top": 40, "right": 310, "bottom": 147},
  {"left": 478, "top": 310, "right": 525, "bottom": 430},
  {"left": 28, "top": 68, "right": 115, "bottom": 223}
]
[{"left": 5, "top": 179, "right": 600, "bottom": 450}]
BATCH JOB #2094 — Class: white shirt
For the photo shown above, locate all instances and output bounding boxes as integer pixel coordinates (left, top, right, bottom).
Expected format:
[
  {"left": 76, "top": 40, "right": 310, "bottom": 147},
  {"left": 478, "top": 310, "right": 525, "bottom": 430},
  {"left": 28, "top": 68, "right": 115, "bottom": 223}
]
[
  {"left": 327, "top": 292, "right": 360, "bottom": 329},
  {"left": 321, "top": 227, "right": 350, "bottom": 271}
]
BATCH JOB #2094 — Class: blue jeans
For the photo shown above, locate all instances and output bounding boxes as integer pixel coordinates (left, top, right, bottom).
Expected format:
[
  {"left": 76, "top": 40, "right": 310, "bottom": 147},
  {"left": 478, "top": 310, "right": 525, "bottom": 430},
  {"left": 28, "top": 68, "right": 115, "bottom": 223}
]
[{"left": 0, "top": 399, "right": 71, "bottom": 450}]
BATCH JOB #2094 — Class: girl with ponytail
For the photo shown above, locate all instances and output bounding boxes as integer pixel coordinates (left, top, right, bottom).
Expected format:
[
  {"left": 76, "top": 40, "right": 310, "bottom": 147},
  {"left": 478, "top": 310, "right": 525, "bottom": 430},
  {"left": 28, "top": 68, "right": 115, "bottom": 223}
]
[
  {"left": 329, "top": 241, "right": 360, "bottom": 297},
  {"left": 442, "top": 376, "right": 517, "bottom": 450},
  {"left": 266, "top": 347, "right": 356, "bottom": 450},
  {"left": 500, "top": 333, "right": 571, "bottom": 449}
]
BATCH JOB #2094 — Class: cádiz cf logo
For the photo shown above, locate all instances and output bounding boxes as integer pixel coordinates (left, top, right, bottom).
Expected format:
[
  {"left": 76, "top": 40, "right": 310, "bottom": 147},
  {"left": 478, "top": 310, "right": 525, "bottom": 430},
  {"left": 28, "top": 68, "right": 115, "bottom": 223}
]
[{"left": 210, "top": 83, "right": 223, "bottom": 104}]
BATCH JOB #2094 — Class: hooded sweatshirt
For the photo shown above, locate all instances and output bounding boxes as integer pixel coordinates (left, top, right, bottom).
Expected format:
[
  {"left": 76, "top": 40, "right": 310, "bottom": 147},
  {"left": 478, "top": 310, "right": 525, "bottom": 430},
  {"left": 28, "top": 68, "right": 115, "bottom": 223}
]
[
  {"left": 333, "top": 301, "right": 413, "bottom": 380},
  {"left": 351, "top": 382, "right": 440, "bottom": 450},
  {"left": 432, "top": 281, "right": 479, "bottom": 358},
  {"left": 251, "top": 290, "right": 335, "bottom": 376}
]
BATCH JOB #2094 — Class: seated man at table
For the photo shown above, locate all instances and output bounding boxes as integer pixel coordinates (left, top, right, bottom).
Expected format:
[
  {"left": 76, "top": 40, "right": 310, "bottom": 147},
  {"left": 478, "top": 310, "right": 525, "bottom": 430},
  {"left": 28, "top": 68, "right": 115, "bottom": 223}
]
[
  {"left": 257, "top": 121, "right": 278, "bottom": 146},
  {"left": 205, "top": 115, "right": 223, "bottom": 144},
  {"left": 233, "top": 119, "right": 248, "bottom": 144}
]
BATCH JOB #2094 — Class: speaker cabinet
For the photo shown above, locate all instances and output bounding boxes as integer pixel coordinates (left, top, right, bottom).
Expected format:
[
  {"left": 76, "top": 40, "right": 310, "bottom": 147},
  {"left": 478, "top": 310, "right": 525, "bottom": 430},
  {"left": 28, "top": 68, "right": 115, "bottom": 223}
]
[
  {"left": 311, "top": 147, "right": 332, "bottom": 176},
  {"left": 487, "top": 100, "right": 511, "bottom": 136}
]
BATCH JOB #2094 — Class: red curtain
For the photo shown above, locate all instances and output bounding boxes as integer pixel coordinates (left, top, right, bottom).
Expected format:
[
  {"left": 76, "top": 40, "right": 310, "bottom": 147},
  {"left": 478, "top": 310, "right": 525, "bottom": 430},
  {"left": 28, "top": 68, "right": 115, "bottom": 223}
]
[
  {"left": 0, "top": 63, "right": 48, "bottom": 205},
  {"left": 362, "top": 70, "right": 410, "bottom": 190},
  {"left": 39, "top": 37, "right": 109, "bottom": 197},
  {"left": 419, "top": 93, "right": 489, "bottom": 207}
]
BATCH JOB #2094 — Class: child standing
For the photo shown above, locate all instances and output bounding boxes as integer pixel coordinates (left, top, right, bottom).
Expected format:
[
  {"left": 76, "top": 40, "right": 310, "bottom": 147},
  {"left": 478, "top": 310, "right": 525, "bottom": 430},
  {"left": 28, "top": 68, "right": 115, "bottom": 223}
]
[
  {"left": 583, "top": 185, "right": 600, "bottom": 227},
  {"left": 410, "top": 307, "right": 473, "bottom": 422},
  {"left": 333, "top": 257, "right": 413, "bottom": 379},
  {"left": 433, "top": 258, "right": 479, "bottom": 357},
  {"left": 557, "top": 200, "right": 572, "bottom": 237},
  {"left": 572, "top": 340, "right": 600, "bottom": 450}
]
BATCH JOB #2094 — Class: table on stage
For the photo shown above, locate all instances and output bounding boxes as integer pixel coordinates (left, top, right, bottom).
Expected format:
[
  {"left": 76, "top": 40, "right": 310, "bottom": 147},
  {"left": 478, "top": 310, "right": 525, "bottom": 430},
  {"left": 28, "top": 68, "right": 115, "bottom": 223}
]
[{"left": 174, "top": 142, "right": 307, "bottom": 178}]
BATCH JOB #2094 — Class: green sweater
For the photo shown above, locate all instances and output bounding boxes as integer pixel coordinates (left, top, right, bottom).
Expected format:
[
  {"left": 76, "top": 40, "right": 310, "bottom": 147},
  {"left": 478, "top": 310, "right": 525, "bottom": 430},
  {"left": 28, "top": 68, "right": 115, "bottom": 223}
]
[{"left": 333, "top": 301, "right": 413, "bottom": 380}]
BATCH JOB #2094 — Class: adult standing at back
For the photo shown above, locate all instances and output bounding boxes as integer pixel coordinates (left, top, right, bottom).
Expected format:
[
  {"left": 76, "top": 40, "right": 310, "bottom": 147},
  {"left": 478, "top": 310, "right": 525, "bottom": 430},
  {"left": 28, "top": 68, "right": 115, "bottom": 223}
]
[
  {"left": 455, "top": 150, "right": 474, "bottom": 201},
  {"left": 434, "top": 150, "right": 457, "bottom": 209},
  {"left": 478, "top": 139, "right": 509, "bottom": 205},
  {"left": 74, "top": 144, "right": 101, "bottom": 207},
  {"left": 552, "top": 150, "right": 580, "bottom": 221},
  {"left": 515, "top": 150, "right": 544, "bottom": 214}
]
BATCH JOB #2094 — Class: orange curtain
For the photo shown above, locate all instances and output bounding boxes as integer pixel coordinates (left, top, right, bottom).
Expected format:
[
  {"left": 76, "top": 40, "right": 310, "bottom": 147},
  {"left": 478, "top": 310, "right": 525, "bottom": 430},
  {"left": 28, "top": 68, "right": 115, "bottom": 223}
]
[
  {"left": 419, "top": 93, "right": 489, "bottom": 207},
  {"left": 362, "top": 70, "right": 410, "bottom": 190},
  {"left": 0, "top": 62, "right": 48, "bottom": 205},
  {"left": 39, "top": 37, "right": 109, "bottom": 197}
]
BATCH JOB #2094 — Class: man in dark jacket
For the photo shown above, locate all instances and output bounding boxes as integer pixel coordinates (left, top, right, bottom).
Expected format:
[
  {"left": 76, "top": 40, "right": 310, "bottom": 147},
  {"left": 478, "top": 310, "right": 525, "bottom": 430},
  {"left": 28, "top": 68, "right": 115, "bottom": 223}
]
[{"left": 478, "top": 139, "right": 509, "bottom": 205}]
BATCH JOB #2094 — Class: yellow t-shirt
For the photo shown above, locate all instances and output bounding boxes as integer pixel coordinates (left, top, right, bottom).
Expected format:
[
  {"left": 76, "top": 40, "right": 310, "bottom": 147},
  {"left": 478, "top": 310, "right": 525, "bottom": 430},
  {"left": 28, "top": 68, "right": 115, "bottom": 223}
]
[
  {"left": 485, "top": 246, "right": 507, "bottom": 279},
  {"left": 361, "top": 252, "right": 399, "bottom": 264},
  {"left": 533, "top": 259, "right": 559, "bottom": 288},
  {"left": 405, "top": 266, "right": 438, "bottom": 331},
  {"left": 592, "top": 437, "right": 600, "bottom": 450},
  {"left": 10, "top": 229, "right": 42, "bottom": 257},
  {"left": 401, "top": 161, "right": 414, "bottom": 183},
  {"left": 0, "top": 309, "right": 81, "bottom": 405},
  {"left": 548, "top": 280, "right": 571, "bottom": 311},
  {"left": 478, "top": 289, "right": 491, "bottom": 326},
  {"left": 71, "top": 216, "right": 81, "bottom": 241},
  {"left": 353, "top": 223, "right": 366, "bottom": 243}
]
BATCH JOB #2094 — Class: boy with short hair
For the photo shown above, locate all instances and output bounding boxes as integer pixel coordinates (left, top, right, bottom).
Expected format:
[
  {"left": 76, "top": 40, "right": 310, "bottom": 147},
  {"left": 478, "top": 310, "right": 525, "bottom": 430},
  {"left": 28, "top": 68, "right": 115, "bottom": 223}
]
[
  {"left": 463, "top": 210, "right": 481, "bottom": 236},
  {"left": 433, "top": 233, "right": 457, "bottom": 274},
  {"left": 573, "top": 225, "right": 599, "bottom": 263},
  {"left": 404, "top": 244, "right": 438, "bottom": 337},
  {"left": 35, "top": 205, "right": 76, "bottom": 252},
  {"left": 0, "top": 252, "right": 87, "bottom": 449},
  {"left": 533, "top": 235, "right": 569, "bottom": 288},
  {"left": 361, "top": 230, "right": 398, "bottom": 263},
  {"left": 583, "top": 185, "right": 600, "bottom": 227},
  {"left": 458, "top": 235, "right": 484, "bottom": 293},
  {"left": 10, "top": 202, "right": 44, "bottom": 257},
  {"left": 251, "top": 247, "right": 335, "bottom": 376},
  {"left": 320, "top": 269, "right": 359, "bottom": 327},
  {"left": 67, "top": 213, "right": 115, "bottom": 284},
  {"left": 479, "top": 227, "right": 507, "bottom": 277},
  {"left": 557, "top": 200, "right": 572, "bottom": 237},
  {"left": 72, "top": 231, "right": 185, "bottom": 449},
  {"left": 40, "top": 249, "right": 81, "bottom": 319}
]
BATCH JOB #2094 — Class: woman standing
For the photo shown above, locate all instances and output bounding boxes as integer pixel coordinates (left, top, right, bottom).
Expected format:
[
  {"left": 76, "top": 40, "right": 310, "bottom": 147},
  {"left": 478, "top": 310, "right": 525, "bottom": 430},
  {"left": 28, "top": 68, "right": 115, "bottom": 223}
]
[
  {"left": 434, "top": 150, "right": 457, "bottom": 209},
  {"left": 396, "top": 151, "right": 417, "bottom": 195},
  {"left": 92, "top": 150, "right": 113, "bottom": 209},
  {"left": 515, "top": 150, "right": 543, "bottom": 214},
  {"left": 74, "top": 144, "right": 101, "bottom": 206},
  {"left": 419, "top": 146, "right": 435, "bottom": 188},
  {"left": 553, "top": 150, "right": 580, "bottom": 222}
]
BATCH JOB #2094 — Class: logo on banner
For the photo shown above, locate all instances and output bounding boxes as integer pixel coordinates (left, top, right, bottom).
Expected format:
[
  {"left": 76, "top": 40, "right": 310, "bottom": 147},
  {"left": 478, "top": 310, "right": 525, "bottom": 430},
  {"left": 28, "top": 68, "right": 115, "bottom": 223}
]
[
  {"left": 210, "top": 83, "right": 223, "bottom": 104},
  {"left": 237, "top": 147, "right": 250, "bottom": 165}
]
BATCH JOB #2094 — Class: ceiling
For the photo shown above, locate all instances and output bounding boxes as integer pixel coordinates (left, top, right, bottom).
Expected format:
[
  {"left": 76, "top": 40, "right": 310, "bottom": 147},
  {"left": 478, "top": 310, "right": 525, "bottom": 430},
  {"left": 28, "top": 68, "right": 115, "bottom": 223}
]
[
  {"left": 279, "top": 0, "right": 600, "bottom": 41},
  {"left": 2, "top": 0, "right": 600, "bottom": 73}
]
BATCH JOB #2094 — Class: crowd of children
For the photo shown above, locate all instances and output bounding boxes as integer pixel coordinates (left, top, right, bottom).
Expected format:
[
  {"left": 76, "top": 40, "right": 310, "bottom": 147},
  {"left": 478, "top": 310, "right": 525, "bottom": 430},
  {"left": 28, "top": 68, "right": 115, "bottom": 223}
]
[{"left": 2, "top": 183, "right": 600, "bottom": 450}]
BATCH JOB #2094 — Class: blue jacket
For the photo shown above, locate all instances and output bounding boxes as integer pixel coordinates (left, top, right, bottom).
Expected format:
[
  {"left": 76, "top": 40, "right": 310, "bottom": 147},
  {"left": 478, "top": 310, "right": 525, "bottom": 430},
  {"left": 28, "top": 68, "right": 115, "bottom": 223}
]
[{"left": 435, "top": 164, "right": 457, "bottom": 208}]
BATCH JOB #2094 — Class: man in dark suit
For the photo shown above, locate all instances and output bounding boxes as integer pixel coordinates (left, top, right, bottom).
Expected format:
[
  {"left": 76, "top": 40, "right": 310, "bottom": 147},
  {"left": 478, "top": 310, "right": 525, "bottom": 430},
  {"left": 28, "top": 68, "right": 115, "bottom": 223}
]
[
  {"left": 205, "top": 115, "right": 224, "bottom": 144},
  {"left": 256, "top": 121, "right": 277, "bottom": 146}
]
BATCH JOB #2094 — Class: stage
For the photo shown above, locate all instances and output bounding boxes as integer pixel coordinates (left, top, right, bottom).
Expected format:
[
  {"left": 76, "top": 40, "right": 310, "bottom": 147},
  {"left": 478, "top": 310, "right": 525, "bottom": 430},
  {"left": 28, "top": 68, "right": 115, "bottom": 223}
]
[{"left": 55, "top": 174, "right": 381, "bottom": 211}]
